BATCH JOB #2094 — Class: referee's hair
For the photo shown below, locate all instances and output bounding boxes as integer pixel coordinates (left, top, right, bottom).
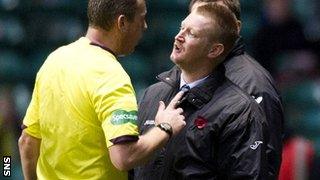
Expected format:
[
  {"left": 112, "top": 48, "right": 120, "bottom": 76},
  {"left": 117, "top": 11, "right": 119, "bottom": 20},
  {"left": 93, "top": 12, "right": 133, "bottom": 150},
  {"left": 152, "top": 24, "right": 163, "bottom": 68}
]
[{"left": 87, "top": 0, "right": 138, "bottom": 31}]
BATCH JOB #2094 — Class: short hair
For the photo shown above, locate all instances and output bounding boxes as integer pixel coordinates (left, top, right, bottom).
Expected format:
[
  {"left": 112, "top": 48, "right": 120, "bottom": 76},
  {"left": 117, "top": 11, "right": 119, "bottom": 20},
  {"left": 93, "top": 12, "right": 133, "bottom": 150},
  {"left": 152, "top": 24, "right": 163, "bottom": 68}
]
[
  {"left": 196, "top": 3, "right": 238, "bottom": 55},
  {"left": 189, "top": 0, "right": 241, "bottom": 20},
  {"left": 87, "top": 0, "right": 138, "bottom": 31}
]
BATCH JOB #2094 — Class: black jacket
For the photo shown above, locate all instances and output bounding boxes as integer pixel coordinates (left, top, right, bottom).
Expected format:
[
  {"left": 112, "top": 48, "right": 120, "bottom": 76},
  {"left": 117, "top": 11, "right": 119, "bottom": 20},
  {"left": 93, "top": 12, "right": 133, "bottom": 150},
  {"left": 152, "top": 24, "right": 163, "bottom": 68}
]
[
  {"left": 134, "top": 65, "right": 269, "bottom": 180},
  {"left": 224, "top": 37, "right": 284, "bottom": 177}
]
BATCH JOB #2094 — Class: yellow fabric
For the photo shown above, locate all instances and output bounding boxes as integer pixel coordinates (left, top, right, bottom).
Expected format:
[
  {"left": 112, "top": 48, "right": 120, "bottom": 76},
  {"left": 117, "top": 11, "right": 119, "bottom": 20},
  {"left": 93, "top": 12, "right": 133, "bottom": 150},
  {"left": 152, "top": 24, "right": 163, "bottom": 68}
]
[{"left": 23, "top": 37, "right": 139, "bottom": 180}]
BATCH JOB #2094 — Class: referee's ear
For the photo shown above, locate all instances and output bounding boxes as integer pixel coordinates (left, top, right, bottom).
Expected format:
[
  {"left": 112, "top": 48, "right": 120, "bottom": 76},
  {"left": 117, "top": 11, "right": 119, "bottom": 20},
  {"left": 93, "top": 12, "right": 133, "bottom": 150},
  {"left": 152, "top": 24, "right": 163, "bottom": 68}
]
[
  {"left": 117, "top": 14, "right": 130, "bottom": 33},
  {"left": 236, "top": 20, "right": 242, "bottom": 35}
]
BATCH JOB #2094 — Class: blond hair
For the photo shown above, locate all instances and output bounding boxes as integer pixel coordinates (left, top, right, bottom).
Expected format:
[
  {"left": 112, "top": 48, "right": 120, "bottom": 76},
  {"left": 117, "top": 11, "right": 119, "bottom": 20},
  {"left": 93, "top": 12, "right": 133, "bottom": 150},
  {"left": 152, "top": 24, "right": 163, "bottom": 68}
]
[{"left": 196, "top": 3, "right": 239, "bottom": 55}]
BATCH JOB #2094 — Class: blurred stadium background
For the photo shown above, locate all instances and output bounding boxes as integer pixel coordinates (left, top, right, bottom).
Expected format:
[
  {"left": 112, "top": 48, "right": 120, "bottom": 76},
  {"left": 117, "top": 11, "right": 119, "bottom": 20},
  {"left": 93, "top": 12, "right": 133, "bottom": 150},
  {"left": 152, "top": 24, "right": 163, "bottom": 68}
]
[{"left": 0, "top": 0, "right": 319, "bottom": 179}]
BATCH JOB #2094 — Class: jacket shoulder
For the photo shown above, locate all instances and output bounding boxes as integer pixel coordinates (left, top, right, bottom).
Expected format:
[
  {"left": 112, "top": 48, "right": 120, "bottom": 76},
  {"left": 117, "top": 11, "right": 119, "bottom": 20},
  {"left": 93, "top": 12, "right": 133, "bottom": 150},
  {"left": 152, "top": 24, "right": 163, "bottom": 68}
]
[
  {"left": 217, "top": 80, "right": 265, "bottom": 120},
  {"left": 224, "top": 53, "right": 280, "bottom": 97},
  {"left": 142, "top": 81, "right": 171, "bottom": 96}
]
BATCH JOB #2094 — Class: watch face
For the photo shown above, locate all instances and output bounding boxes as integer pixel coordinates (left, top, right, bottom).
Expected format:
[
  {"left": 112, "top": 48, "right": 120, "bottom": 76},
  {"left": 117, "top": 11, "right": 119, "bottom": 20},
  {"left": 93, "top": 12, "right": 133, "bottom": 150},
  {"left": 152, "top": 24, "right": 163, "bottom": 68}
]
[
  {"left": 161, "top": 123, "right": 171, "bottom": 130},
  {"left": 157, "top": 123, "right": 173, "bottom": 137}
]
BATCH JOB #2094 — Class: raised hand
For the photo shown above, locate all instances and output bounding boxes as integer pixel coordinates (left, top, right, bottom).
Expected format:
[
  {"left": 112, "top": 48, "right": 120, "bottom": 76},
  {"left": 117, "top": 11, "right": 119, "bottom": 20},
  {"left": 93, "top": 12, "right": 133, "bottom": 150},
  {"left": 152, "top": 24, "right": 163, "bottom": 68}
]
[{"left": 155, "top": 91, "right": 186, "bottom": 136}]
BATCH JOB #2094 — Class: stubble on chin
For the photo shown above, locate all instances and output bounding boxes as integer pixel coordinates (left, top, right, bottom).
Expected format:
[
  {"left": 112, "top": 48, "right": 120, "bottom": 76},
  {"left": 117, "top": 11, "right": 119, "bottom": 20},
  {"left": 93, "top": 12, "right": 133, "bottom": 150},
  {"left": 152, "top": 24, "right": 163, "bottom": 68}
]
[
  {"left": 170, "top": 57, "right": 184, "bottom": 68},
  {"left": 170, "top": 53, "right": 174, "bottom": 61},
  {"left": 170, "top": 53, "right": 179, "bottom": 64}
]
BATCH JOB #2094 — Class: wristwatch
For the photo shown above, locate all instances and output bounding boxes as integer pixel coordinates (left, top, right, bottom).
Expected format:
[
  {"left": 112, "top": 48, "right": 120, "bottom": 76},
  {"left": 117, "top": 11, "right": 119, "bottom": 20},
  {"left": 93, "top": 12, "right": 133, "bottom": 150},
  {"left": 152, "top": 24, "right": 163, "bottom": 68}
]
[{"left": 156, "top": 123, "right": 173, "bottom": 138}]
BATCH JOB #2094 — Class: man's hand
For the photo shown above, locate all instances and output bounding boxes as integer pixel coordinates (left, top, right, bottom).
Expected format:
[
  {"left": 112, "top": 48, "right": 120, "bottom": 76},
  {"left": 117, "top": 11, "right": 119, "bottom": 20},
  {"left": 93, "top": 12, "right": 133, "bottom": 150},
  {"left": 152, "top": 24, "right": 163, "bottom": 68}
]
[
  {"left": 109, "top": 92, "right": 186, "bottom": 171},
  {"left": 155, "top": 91, "right": 186, "bottom": 136}
]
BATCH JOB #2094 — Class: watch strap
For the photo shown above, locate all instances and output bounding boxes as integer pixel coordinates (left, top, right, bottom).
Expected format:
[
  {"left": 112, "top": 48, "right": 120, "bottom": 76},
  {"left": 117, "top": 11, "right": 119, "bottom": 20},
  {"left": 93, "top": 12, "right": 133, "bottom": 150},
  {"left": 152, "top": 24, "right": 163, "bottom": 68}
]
[{"left": 156, "top": 123, "right": 173, "bottom": 138}]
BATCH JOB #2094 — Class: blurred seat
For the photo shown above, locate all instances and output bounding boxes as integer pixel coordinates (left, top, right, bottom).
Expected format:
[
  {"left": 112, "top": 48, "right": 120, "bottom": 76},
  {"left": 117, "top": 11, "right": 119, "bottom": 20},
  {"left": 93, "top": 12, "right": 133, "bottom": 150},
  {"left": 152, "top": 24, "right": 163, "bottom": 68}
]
[
  {"left": 0, "top": 50, "right": 24, "bottom": 82},
  {"left": 292, "top": 0, "right": 313, "bottom": 23},
  {"left": 119, "top": 53, "right": 154, "bottom": 99},
  {"left": 303, "top": 109, "right": 320, "bottom": 151},
  {"left": 119, "top": 53, "right": 152, "bottom": 83},
  {"left": 0, "top": 15, "right": 25, "bottom": 45},
  {"left": 241, "top": 0, "right": 262, "bottom": 13},
  {"left": 24, "top": 12, "right": 84, "bottom": 45},
  {"left": 282, "top": 80, "right": 320, "bottom": 155},
  {"left": 283, "top": 81, "right": 320, "bottom": 110},
  {"left": 27, "top": 48, "right": 52, "bottom": 76},
  {"left": 149, "top": 12, "right": 186, "bottom": 45},
  {"left": 0, "top": 0, "right": 19, "bottom": 10},
  {"left": 241, "top": 13, "right": 260, "bottom": 46},
  {"left": 279, "top": 136, "right": 315, "bottom": 180}
]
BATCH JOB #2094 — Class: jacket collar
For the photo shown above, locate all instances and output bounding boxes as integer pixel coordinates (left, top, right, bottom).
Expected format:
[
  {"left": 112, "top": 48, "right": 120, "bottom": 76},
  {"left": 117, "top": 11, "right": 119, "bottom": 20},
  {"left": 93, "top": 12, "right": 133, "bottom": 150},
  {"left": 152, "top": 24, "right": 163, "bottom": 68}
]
[
  {"left": 157, "top": 65, "right": 226, "bottom": 109},
  {"left": 157, "top": 66, "right": 181, "bottom": 88},
  {"left": 225, "top": 37, "right": 245, "bottom": 62}
]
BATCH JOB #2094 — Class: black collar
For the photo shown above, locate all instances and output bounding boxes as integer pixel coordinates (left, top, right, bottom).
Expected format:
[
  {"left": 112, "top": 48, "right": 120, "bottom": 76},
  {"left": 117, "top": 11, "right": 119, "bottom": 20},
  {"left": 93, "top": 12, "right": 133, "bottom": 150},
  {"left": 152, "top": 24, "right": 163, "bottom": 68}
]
[
  {"left": 89, "top": 42, "right": 117, "bottom": 58},
  {"left": 157, "top": 65, "right": 226, "bottom": 109},
  {"left": 157, "top": 66, "right": 181, "bottom": 88},
  {"left": 225, "top": 37, "right": 245, "bottom": 62}
]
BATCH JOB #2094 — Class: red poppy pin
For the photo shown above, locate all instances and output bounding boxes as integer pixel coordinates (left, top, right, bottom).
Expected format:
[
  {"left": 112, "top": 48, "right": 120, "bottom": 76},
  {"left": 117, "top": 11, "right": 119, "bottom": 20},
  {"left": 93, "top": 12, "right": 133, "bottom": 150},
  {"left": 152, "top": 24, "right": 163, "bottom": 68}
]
[{"left": 194, "top": 116, "right": 208, "bottom": 129}]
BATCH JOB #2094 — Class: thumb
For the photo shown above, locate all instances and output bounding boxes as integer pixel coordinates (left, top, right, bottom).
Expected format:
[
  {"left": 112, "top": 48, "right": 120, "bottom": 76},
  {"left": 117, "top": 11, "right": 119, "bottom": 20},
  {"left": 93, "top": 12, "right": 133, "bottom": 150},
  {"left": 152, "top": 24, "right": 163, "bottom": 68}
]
[{"left": 157, "top": 101, "right": 166, "bottom": 112}]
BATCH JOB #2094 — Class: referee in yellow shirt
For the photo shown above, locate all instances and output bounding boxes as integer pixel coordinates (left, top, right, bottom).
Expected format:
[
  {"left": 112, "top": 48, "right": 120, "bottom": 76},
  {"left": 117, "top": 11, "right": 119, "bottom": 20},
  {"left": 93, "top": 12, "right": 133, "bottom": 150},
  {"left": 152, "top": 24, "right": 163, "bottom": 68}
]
[{"left": 18, "top": 0, "right": 186, "bottom": 179}]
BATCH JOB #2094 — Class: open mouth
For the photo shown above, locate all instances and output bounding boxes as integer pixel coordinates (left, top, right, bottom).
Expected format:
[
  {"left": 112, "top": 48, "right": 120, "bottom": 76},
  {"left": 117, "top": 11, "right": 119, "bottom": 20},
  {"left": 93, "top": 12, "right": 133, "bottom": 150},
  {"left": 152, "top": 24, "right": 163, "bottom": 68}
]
[{"left": 174, "top": 43, "right": 182, "bottom": 53}]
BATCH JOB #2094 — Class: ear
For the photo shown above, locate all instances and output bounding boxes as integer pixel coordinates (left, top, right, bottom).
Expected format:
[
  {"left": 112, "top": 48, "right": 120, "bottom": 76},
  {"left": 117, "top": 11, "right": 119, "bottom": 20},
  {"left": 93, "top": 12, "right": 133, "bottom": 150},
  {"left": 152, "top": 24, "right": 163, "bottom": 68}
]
[
  {"left": 208, "top": 43, "right": 224, "bottom": 59},
  {"left": 236, "top": 20, "right": 241, "bottom": 35},
  {"left": 117, "top": 15, "right": 129, "bottom": 32}
]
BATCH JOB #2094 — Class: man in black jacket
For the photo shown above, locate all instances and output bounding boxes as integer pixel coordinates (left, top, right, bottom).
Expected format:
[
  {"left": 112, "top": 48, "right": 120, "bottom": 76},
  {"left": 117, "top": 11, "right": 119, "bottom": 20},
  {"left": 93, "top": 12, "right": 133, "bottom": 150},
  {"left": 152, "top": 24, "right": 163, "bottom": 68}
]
[
  {"left": 134, "top": 3, "right": 269, "bottom": 179},
  {"left": 189, "top": 0, "right": 284, "bottom": 178}
]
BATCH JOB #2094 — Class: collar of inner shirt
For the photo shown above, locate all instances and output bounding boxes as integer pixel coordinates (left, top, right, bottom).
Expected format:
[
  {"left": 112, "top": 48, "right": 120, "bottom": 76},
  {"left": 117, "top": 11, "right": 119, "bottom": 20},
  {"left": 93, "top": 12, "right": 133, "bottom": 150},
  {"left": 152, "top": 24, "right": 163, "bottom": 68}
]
[{"left": 179, "top": 73, "right": 209, "bottom": 90}]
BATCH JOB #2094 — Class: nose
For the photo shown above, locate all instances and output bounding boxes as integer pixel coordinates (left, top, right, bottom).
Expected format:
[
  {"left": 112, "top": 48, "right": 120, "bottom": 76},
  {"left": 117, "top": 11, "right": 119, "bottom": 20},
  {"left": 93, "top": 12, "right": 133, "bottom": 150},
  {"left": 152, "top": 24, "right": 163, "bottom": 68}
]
[
  {"left": 144, "top": 21, "right": 148, "bottom": 31},
  {"left": 175, "top": 30, "right": 185, "bottom": 42}
]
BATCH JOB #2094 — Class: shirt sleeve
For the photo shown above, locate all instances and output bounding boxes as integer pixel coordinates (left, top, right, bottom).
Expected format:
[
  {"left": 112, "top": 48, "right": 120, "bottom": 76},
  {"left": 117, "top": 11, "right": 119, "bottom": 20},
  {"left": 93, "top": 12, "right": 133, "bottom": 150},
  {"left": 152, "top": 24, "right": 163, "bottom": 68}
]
[
  {"left": 92, "top": 72, "right": 139, "bottom": 148},
  {"left": 217, "top": 103, "right": 269, "bottom": 179},
  {"left": 23, "top": 75, "right": 42, "bottom": 139}
]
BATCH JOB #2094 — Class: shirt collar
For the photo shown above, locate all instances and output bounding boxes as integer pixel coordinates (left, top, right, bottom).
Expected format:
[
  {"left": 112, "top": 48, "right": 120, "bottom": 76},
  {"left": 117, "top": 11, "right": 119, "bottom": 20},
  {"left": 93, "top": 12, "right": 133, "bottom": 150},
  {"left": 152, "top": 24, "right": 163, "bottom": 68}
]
[
  {"left": 179, "top": 74, "right": 209, "bottom": 89},
  {"left": 89, "top": 42, "right": 117, "bottom": 58}
]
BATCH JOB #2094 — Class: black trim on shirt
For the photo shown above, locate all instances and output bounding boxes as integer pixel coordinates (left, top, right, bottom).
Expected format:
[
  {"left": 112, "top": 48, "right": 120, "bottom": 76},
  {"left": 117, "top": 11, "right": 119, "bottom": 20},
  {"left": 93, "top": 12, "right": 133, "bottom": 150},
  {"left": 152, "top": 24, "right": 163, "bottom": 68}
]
[
  {"left": 21, "top": 124, "right": 27, "bottom": 130},
  {"left": 89, "top": 42, "right": 117, "bottom": 58},
  {"left": 110, "top": 135, "right": 139, "bottom": 145}
]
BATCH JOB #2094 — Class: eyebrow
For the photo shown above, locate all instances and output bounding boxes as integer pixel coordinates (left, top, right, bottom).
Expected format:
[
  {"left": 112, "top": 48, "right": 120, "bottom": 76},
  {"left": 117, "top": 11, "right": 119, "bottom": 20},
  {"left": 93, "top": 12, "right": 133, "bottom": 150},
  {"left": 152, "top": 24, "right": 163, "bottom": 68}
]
[{"left": 180, "top": 21, "right": 199, "bottom": 31}]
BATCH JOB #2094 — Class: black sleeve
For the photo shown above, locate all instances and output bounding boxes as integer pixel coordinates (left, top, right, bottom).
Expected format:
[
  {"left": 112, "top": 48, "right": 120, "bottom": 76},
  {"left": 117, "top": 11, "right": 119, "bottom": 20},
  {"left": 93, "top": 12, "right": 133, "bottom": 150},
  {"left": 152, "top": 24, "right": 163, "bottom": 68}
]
[
  {"left": 137, "top": 87, "right": 150, "bottom": 130},
  {"left": 216, "top": 103, "right": 269, "bottom": 179},
  {"left": 259, "top": 91, "right": 284, "bottom": 177},
  {"left": 136, "top": 86, "right": 160, "bottom": 134}
]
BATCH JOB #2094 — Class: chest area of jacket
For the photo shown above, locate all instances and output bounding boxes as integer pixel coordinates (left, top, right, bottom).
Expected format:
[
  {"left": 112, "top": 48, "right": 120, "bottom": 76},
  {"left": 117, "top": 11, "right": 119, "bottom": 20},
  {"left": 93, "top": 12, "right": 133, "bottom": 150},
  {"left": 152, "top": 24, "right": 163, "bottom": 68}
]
[{"left": 138, "top": 90, "right": 227, "bottom": 154}]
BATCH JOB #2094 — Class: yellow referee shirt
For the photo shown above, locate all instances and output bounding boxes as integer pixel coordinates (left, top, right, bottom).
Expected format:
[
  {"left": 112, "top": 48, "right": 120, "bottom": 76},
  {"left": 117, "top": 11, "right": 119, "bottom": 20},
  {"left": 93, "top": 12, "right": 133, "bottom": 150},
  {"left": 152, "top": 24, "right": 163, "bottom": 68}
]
[{"left": 23, "top": 37, "right": 139, "bottom": 179}]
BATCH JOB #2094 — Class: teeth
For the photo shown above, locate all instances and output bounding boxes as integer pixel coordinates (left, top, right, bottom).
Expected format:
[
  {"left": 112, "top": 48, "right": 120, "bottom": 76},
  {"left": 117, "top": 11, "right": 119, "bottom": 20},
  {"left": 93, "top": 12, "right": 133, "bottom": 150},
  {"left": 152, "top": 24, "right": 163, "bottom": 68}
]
[{"left": 175, "top": 44, "right": 180, "bottom": 50}]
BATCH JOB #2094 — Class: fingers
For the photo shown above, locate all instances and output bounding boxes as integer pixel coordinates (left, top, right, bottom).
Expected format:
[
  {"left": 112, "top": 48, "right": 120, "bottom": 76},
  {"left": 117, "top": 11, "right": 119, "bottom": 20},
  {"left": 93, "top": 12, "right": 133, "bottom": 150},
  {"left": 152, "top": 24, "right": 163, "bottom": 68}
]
[
  {"left": 181, "top": 118, "right": 186, "bottom": 125},
  {"left": 168, "top": 91, "right": 184, "bottom": 109},
  {"left": 176, "top": 108, "right": 183, "bottom": 114},
  {"left": 172, "top": 115, "right": 186, "bottom": 136},
  {"left": 178, "top": 114, "right": 185, "bottom": 122}
]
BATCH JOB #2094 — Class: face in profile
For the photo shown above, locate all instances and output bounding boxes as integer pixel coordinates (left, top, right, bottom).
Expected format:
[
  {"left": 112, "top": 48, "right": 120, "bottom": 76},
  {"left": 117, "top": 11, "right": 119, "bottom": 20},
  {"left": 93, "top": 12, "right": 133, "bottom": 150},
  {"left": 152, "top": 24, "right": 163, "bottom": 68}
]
[
  {"left": 170, "top": 11, "right": 215, "bottom": 68},
  {"left": 122, "top": 0, "right": 148, "bottom": 55}
]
